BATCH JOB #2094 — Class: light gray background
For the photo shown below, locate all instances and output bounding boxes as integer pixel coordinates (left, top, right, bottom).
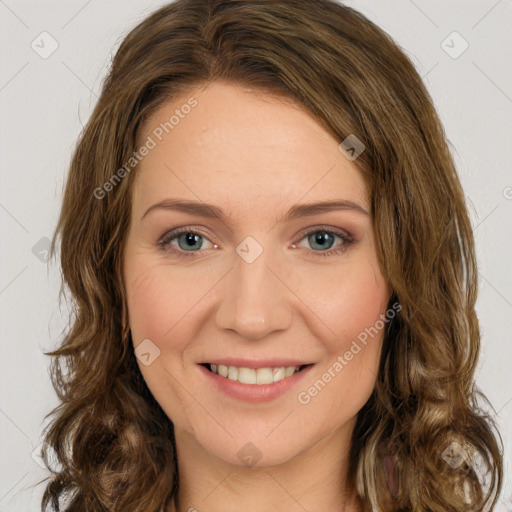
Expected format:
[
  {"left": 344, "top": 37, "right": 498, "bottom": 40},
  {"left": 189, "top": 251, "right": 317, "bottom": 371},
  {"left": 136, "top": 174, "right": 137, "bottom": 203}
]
[{"left": 1, "top": 0, "right": 511, "bottom": 510}]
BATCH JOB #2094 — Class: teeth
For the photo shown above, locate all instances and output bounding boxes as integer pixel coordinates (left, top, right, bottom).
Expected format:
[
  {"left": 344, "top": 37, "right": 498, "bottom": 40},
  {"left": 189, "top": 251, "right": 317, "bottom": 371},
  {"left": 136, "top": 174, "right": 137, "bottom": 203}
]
[
  {"left": 272, "top": 367, "right": 285, "bottom": 382},
  {"left": 227, "top": 366, "right": 238, "bottom": 381},
  {"left": 208, "top": 364, "right": 302, "bottom": 384},
  {"left": 256, "top": 367, "right": 272, "bottom": 384},
  {"left": 284, "top": 366, "right": 296, "bottom": 377},
  {"left": 240, "top": 367, "right": 257, "bottom": 384}
]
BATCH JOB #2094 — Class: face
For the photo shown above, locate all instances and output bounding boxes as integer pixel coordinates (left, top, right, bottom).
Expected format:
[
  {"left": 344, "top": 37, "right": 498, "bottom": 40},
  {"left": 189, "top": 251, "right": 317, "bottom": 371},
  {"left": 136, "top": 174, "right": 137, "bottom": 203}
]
[{"left": 123, "top": 81, "right": 390, "bottom": 468}]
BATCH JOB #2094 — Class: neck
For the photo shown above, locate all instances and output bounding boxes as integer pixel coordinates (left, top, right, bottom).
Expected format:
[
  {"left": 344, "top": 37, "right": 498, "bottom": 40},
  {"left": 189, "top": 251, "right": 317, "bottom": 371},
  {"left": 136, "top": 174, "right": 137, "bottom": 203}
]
[
  {"left": 168, "top": 492, "right": 363, "bottom": 512},
  {"left": 167, "top": 419, "right": 362, "bottom": 512}
]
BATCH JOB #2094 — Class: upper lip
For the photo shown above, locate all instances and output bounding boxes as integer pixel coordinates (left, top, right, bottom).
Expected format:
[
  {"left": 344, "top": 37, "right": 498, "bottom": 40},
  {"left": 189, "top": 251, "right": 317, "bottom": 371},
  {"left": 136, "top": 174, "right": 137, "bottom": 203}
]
[{"left": 198, "top": 358, "right": 314, "bottom": 369}]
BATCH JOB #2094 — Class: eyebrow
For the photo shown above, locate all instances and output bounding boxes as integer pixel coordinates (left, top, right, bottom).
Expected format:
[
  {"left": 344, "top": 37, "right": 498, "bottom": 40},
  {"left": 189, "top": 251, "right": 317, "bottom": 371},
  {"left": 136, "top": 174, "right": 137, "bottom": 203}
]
[{"left": 141, "top": 198, "right": 369, "bottom": 222}]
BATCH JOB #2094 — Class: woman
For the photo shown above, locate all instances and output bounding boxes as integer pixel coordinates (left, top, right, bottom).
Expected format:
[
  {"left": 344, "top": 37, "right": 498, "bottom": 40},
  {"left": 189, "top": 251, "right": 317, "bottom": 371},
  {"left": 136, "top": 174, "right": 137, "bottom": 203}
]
[{"left": 41, "top": 0, "right": 503, "bottom": 510}]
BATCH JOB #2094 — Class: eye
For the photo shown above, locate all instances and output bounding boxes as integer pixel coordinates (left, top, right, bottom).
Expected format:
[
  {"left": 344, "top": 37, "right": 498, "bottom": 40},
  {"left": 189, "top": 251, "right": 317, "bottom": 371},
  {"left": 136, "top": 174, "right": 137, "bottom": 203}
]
[
  {"left": 157, "top": 227, "right": 216, "bottom": 255},
  {"left": 293, "top": 226, "right": 354, "bottom": 257}
]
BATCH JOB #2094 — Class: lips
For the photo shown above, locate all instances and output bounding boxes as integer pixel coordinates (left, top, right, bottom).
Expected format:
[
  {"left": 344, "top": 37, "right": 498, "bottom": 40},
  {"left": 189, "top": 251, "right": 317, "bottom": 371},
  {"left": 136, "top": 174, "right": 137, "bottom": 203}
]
[{"left": 197, "top": 362, "right": 315, "bottom": 402}]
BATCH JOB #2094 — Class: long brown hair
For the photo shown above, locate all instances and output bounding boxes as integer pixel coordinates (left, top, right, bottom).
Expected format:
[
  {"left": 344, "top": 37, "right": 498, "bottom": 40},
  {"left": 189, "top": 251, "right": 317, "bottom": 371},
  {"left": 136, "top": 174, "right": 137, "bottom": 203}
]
[{"left": 42, "top": 0, "right": 503, "bottom": 510}]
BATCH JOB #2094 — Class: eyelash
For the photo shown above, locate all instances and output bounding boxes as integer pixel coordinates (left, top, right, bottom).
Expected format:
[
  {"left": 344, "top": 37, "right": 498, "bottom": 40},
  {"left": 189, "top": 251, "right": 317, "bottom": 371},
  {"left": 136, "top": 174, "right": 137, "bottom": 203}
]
[{"left": 157, "top": 225, "right": 355, "bottom": 259}]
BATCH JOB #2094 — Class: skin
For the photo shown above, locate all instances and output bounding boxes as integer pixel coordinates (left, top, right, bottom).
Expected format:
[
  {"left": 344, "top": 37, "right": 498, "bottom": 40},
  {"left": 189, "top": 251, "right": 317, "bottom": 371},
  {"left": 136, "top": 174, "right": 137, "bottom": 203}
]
[{"left": 123, "top": 81, "right": 390, "bottom": 512}]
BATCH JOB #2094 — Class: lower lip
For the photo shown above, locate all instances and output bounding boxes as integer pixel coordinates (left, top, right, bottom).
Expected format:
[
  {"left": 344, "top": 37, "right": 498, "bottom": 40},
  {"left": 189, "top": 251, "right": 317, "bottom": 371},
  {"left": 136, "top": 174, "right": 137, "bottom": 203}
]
[{"left": 198, "top": 364, "right": 314, "bottom": 403}]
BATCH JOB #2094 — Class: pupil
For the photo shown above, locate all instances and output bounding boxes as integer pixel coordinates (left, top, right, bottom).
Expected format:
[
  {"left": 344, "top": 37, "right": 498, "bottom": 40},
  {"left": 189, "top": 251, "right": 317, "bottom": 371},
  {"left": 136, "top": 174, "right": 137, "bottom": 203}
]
[
  {"left": 181, "top": 233, "right": 201, "bottom": 250},
  {"left": 312, "top": 232, "right": 333, "bottom": 250}
]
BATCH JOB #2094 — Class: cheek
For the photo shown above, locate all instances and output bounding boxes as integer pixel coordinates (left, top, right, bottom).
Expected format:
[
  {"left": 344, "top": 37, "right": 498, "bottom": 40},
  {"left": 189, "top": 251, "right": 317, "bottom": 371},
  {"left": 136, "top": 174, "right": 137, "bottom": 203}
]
[
  {"left": 124, "top": 257, "right": 203, "bottom": 426},
  {"left": 299, "top": 256, "right": 388, "bottom": 414},
  {"left": 125, "top": 260, "right": 167, "bottom": 337},
  {"left": 125, "top": 258, "right": 191, "bottom": 346},
  {"left": 309, "top": 250, "right": 389, "bottom": 348}
]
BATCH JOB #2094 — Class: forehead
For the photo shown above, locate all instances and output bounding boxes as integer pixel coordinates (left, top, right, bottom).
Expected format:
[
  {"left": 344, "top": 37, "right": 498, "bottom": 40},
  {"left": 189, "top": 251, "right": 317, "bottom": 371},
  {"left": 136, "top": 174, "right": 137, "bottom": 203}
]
[{"left": 133, "top": 81, "right": 368, "bottom": 220}]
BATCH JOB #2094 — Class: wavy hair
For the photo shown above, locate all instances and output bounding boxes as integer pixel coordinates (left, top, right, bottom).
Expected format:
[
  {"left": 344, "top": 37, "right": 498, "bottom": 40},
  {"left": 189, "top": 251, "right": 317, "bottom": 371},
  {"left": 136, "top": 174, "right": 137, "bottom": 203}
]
[{"left": 41, "top": 0, "right": 503, "bottom": 510}]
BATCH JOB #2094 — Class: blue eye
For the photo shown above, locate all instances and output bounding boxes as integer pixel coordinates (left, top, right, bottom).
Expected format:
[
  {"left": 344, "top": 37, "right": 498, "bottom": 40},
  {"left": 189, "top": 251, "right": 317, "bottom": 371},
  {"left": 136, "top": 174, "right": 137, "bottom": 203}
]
[
  {"left": 157, "top": 228, "right": 214, "bottom": 255},
  {"left": 172, "top": 232, "right": 208, "bottom": 252},
  {"left": 309, "top": 232, "right": 336, "bottom": 250},
  {"left": 157, "top": 226, "right": 354, "bottom": 258},
  {"left": 294, "top": 227, "right": 354, "bottom": 257}
]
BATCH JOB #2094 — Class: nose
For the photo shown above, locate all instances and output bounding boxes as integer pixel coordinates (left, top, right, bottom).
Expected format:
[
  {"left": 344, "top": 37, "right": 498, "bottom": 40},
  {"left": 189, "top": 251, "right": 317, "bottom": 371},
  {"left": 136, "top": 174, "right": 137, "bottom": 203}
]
[{"left": 215, "top": 241, "right": 293, "bottom": 341}]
